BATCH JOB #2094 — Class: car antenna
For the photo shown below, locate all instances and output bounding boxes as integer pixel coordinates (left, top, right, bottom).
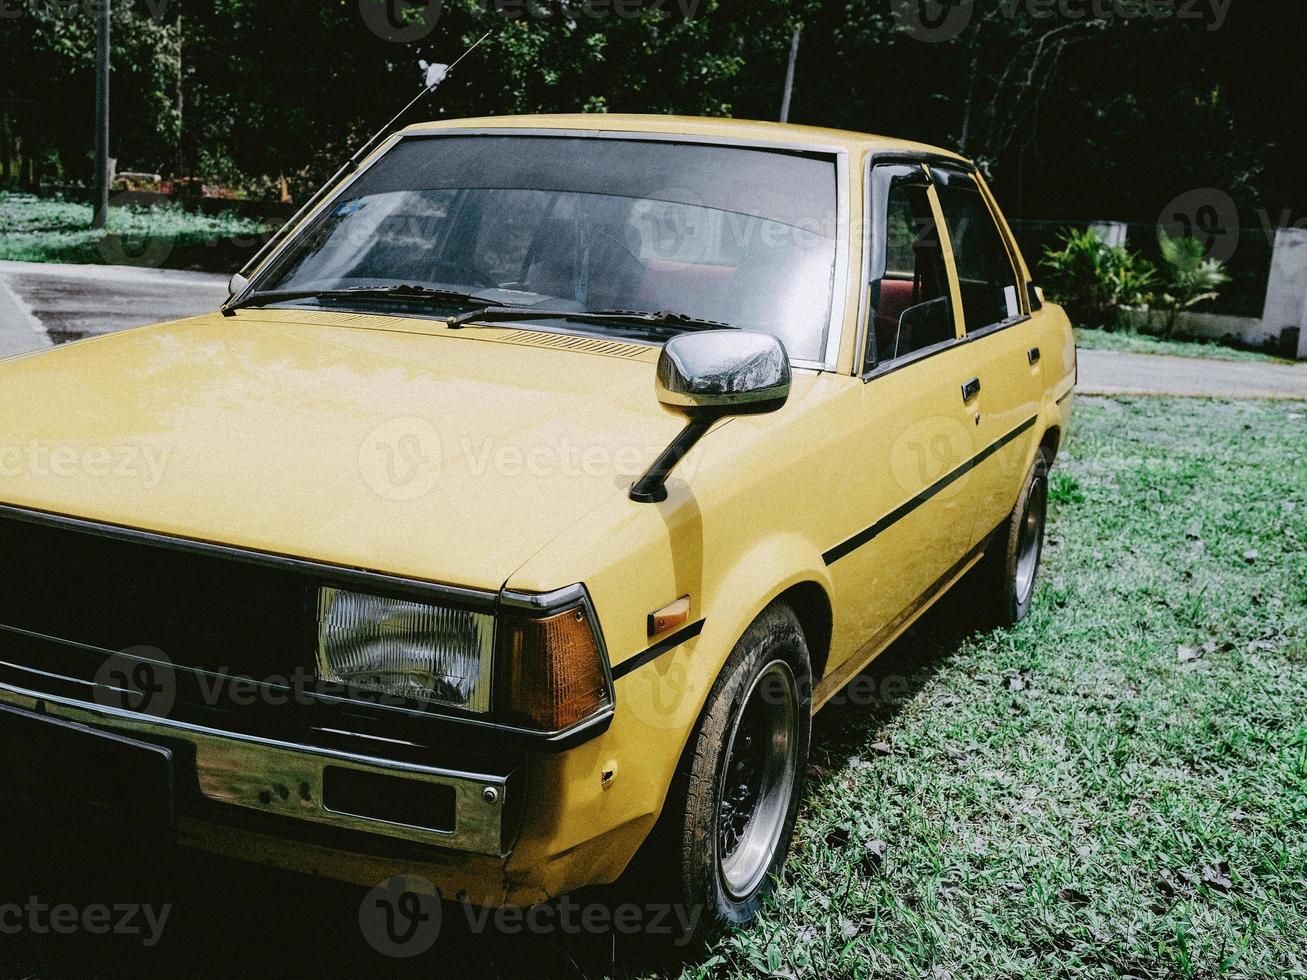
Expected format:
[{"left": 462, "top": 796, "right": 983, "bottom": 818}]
[{"left": 222, "top": 29, "right": 493, "bottom": 314}]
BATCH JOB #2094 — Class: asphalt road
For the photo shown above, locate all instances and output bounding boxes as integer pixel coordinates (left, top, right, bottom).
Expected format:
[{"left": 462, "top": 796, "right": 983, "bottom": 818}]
[
  {"left": 1075, "top": 347, "right": 1307, "bottom": 400},
  {"left": 0, "top": 260, "right": 228, "bottom": 353}
]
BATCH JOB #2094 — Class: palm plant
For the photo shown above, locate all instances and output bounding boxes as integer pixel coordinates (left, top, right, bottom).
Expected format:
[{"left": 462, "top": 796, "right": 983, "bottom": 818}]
[
  {"left": 1041, "top": 228, "right": 1156, "bottom": 331},
  {"left": 1153, "top": 233, "right": 1231, "bottom": 337}
]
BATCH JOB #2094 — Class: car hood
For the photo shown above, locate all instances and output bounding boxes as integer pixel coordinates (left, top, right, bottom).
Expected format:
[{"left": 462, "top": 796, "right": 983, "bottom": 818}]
[{"left": 0, "top": 309, "right": 693, "bottom": 590}]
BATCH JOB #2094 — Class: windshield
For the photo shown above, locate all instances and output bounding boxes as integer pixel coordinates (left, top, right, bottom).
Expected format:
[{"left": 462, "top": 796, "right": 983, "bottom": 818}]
[{"left": 256, "top": 135, "right": 840, "bottom": 362}]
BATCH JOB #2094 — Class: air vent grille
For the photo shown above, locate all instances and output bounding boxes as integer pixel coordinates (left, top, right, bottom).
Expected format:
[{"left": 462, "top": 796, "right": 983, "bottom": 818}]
[{"left": 479, "top": 329, "right": 653, "bottom": 360}]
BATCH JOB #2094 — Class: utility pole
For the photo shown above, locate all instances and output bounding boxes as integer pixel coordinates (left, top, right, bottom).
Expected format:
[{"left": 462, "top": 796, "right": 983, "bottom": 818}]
[
  {"left": 92, "top": 0, "right": 111, "bottom": 229},
  {"left": 779, "top": 26, "right": 801, "bottom": 124}
]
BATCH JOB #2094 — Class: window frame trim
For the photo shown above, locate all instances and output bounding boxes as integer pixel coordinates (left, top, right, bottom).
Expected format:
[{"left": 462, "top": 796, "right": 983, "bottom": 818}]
[{"left": 857, "top": 151, "right": 1035, "bottom": 384}]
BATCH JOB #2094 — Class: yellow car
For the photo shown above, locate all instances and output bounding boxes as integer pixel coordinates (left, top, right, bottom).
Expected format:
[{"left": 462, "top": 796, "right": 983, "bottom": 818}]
[{"left": 0, "top": 115, "right": 1073, "bottom": 936}]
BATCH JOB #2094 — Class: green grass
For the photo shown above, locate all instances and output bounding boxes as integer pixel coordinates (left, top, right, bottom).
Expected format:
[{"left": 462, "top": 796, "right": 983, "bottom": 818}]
[
  {"left": 695, "top": 396, "right": 1307, "bottom": 979},
  {"left": 0, "top": 191, "right": 271, "bottom": 272},
  {"left": 1075, "top": 327, "right": 1292, "bottom": 364}
]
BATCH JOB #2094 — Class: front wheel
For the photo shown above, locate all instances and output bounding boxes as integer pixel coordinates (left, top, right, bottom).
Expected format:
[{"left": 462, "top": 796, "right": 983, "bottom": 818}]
[
  {"left": 978, "top": 448, "right": 1051, "bottom": 625},
  {"left": 669, "top": 602, "right": 811, "bottom": 936}
]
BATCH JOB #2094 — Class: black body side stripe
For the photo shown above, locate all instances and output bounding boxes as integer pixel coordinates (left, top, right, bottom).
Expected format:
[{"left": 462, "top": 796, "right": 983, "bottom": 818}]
[
  {"left": 611, "top": 619, "right": 706, "bottom": 680},
  {"left": 822, "top": 415, "right": 1038, "bottom": 566}
]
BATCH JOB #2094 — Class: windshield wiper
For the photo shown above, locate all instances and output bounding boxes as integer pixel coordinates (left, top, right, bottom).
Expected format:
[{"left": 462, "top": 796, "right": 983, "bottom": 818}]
[
  {"left": 447, "top": 305, "right": 734, "bottom": 332},
  {"left": 224, "top": 284, "right": 493, "bottom": 315}
]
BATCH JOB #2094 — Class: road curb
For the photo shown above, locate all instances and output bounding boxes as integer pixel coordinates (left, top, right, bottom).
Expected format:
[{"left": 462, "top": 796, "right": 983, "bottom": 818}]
[{"left": 0, "top": 273, "right": 52, "bottom": 359}]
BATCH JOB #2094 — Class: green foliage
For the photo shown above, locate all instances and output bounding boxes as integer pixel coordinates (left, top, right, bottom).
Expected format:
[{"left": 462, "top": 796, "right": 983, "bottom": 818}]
[
  {"left": 1041, "top": 227, "right": 1157, "bottom": 331},
  {"left": 0, "top": 191, "right": 271, "bottom": 271},
  {"left": 2, "top": 0, "right": 1297, "bottom": 230},
  {"left": 1153, "top": 233, "right": 1233, "bottom": 337}
]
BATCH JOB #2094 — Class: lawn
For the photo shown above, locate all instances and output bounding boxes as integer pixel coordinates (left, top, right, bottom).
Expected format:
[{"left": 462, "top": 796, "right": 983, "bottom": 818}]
[
  {"left": 2, "top": 396, "right": 1304, "bottom": 979},
  {"left": 1075, "top": 327, "right": 1293, "bottom": 364},
  {"left": 699, "top": 396, "right": 1307, "bottom": 979},
  {"left": 0, "top": 191, "right": 272, "bottom": 272}
]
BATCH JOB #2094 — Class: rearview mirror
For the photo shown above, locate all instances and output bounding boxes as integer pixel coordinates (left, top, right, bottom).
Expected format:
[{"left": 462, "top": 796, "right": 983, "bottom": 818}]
[
  {"left": 227, "top": 273, "right": 250, "bottom": 299},
  {"left": 631, "top": 331, "right": 791, "bottom": 503}
]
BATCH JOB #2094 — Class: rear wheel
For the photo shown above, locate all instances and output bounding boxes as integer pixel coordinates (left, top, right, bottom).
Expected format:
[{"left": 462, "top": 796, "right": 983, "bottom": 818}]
[
  {"left": 665, "top": 602, "right": 811, "bottom": 937},
  {"left": 979, "top": 448, "right": 1051, "bottom": 626}
]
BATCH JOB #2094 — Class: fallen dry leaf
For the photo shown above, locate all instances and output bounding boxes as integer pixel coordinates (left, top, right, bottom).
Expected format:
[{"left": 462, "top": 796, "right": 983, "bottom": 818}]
[
  {"left": 1058, "top": 887, "right": 1091, "bottom": 907},
  {"left": 1202, "top": 861, "right": 1233, "bottom": 893}
]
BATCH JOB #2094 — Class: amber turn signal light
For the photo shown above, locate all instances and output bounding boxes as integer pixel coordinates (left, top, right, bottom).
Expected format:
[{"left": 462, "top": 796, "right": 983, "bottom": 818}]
[
  {"left": 648, "top": 595, "right": 691, "bottom": 638},
  {"left": 499, "top": 603, "right": 612, "bottom": 732}
]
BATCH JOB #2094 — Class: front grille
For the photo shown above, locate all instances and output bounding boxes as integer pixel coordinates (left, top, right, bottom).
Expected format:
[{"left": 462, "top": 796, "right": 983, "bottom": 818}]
[
  {"left": 0, "top": 511, "right": 317, "bottom": 678},
  {"left": 0, "top": 508, "right": 535, "bottom": 774}
]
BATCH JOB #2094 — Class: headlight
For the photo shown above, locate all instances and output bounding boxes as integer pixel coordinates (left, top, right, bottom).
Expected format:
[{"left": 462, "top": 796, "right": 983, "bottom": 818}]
[
  {"left": 317, "top": 588, "right": 495, "bottom": 711},
  {"left": 316, "top": 585, "right": 613, "bottom": 732}
]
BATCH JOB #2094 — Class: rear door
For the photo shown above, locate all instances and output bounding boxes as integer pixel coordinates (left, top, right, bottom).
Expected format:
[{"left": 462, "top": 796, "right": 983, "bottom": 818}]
[
  {"left": 929, "top": 164, "right": 1042, "bottom": 548},
  {"left": 820, "top": 162, "right": 985, "bottom": 692}
]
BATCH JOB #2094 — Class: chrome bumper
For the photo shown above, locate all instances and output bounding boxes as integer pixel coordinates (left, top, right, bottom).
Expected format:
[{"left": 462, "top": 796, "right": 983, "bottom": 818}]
[{"left": 0, "top": 682, "right": 511, "bottom": 856}]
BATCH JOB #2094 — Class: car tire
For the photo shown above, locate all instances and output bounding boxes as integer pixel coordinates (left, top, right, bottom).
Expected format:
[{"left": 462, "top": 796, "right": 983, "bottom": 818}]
[
  {"left": 660, "top": 601, "right": 812, "bottom": 939},
  {"left": 979, "top": 447, "right": 1051, "bottom": 626}
]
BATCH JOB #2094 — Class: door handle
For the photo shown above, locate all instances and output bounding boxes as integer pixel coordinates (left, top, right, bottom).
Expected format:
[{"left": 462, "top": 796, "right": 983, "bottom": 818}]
[
  {"left": 961, "top": 377, "right": 981, "bottom": 402},
  {"left": 1028, "top": 347, "right": 1041, "bottom": 365}
]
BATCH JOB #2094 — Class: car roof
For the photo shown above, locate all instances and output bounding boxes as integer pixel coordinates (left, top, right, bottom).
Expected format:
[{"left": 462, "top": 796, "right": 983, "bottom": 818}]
[{"left": 399, "top": 113, "right": 967, "bottom": 162}]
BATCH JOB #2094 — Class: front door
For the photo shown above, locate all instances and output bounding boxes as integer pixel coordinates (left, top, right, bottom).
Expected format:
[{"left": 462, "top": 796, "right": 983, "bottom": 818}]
[{"left": 819, "top": 163, "right": 984, "bottom": 699}]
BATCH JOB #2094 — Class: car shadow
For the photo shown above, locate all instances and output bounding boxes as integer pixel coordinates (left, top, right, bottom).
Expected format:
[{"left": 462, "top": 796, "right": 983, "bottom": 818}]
[{"left": 0, "top": 571, "right": 997, "bottom": 980}]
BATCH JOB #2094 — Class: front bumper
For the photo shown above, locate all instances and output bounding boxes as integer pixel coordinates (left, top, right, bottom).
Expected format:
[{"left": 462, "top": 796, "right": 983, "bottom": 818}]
[{"left": 0, "top": 682, "right": 514, "bottom": 857}]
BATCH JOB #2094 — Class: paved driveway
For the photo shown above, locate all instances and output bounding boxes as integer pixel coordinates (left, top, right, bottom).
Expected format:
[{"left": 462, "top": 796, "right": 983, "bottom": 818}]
[
  {"left": 1076, "top": 348, "right": 1307, "bottom": 400},
  {"left": 0, "top": 260, "right": 227, "bottom": 355}
]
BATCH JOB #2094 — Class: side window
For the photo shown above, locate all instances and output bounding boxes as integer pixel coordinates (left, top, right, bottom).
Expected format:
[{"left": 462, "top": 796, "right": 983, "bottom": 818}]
[
  {"left": 865, "top": 164, "right": 956, "bottom": 371},
  {"left": 932, "top": 168, "right": 1022, "bottom": 333}
]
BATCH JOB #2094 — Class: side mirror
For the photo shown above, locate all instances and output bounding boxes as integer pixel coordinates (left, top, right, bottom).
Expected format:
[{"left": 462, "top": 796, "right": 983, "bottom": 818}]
[
  {"left": 227, "top": 272, "right": 251, "bottom": 299},
  {"left": 631, "top": 331, "right": 791, "bottom": 503}
]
